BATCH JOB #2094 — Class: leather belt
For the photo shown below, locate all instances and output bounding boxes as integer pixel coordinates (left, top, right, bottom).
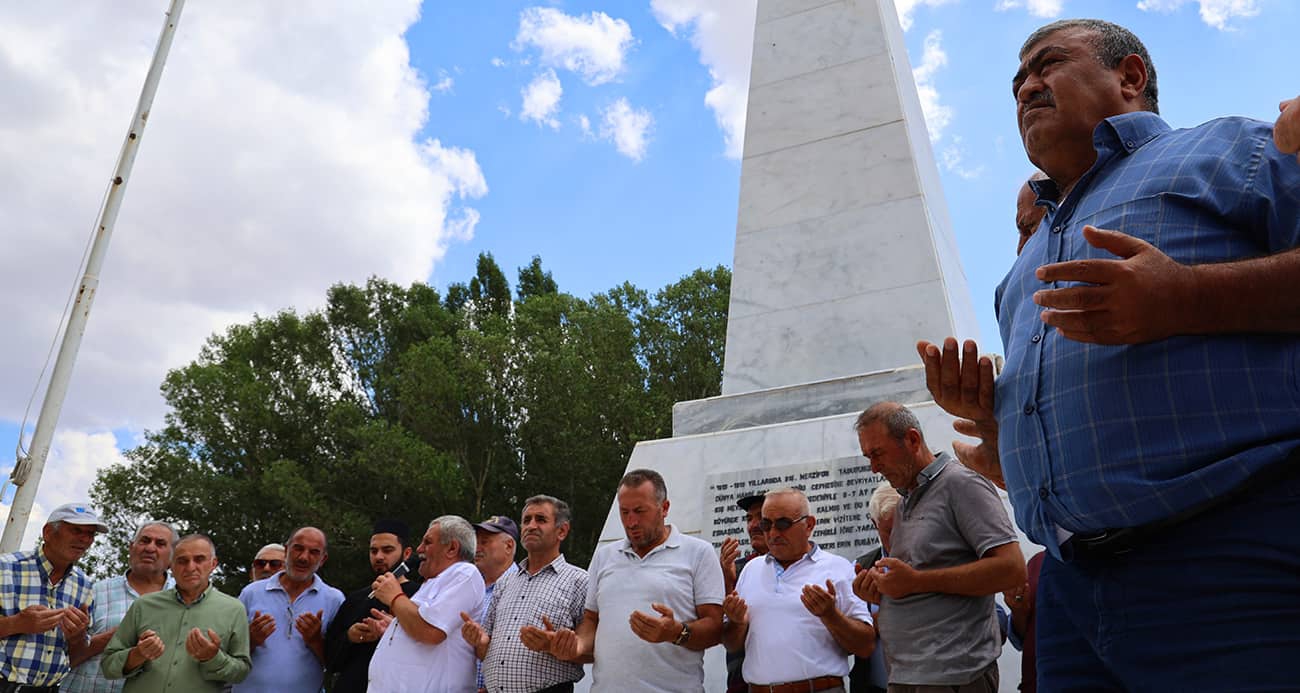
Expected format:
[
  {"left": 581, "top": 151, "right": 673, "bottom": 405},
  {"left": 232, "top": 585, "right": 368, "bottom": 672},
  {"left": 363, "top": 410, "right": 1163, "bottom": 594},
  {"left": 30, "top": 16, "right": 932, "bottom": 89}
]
[
  {"left": 1067, "top": 449, "right": 1300, "bottom": 560},
  {"left": 0, "top": 681, "right": 60, "bottom": 693},
  {"left": 749, "top": 675, "right": 842, "bottom": 693}
]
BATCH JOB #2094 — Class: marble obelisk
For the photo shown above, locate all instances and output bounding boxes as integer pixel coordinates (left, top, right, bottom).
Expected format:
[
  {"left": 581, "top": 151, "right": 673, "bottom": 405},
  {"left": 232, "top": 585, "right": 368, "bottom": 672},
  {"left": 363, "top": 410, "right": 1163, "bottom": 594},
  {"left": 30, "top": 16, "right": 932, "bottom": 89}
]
[{"left": 580, "top": 1, "right": 997, "bottom": 690}]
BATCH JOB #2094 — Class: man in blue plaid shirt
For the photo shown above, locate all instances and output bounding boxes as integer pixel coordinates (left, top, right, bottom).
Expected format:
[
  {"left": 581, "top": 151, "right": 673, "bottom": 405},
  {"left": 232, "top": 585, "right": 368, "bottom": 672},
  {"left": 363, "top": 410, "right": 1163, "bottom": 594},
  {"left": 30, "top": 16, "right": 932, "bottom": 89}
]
[
  {"left": 0, "top": 503, "right": 105, "bottom": 691},
  {"left": 919, "top": 17, "right": 1300, "bottom": 692}
]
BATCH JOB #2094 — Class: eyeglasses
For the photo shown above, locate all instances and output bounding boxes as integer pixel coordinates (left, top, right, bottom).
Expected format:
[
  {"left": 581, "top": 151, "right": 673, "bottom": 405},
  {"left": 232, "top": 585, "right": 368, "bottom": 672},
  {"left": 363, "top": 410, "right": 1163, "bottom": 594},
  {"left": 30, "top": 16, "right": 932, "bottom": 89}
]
[
  {"left": 253, "top": 559, "right": 284, "bottom": 569},
  {"left": 758, "top": 515, "right": 808, "bottom": 533}
]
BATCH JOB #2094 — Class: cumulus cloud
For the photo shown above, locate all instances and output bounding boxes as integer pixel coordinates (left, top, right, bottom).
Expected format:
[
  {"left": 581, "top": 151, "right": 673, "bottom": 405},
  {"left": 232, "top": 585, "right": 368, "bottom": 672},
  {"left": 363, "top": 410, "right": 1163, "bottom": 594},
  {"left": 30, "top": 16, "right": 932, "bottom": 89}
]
[
  {"left": 0, "top": 0, "right": 486, "bottom": 517},
  {"left": 599, "top": 98, "right": 654, "bottom": 162},
  {"left": 895, "top": 0, "right": 958, "bottom": 31},
  {"left": 941, "top": 137, "right": 986, "bottom": 179},
  {"left": 577, "top": 114, "right": 593, "bottom": 137},
  {"left": 520, "top": 69, "right": 563, "bottom": 129},
  {"left": 1136, "top": 0, "right": 1258, "bottom": 30},
  {"left": 0, "top": 430, "right": 127, "bottom": 550},
  {"left": 912, "top": 30, "right": 953, "bottom": 142},
  {"left": 649, "top": 0, "right": 756, "bottom": 160},
  {"left": 513, "top": 7, "right": 634, "bottom": 85},
  {"left": 994, "top": 0, "right": 1065, "bottom": 17}
]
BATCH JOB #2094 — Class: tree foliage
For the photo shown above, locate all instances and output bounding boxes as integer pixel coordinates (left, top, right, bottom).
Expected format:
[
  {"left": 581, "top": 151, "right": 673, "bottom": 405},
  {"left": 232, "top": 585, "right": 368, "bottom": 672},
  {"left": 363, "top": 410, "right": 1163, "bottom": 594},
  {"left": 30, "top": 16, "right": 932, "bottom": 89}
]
[{"left": 90, "top": 257, "right": 731, "bottom": 592}]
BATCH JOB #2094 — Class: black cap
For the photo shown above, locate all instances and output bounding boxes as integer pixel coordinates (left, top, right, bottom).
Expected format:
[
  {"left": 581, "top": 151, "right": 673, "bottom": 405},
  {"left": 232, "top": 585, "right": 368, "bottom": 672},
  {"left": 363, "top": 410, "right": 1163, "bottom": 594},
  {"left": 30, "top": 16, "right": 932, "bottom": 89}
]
[
  {"left": 473, "top": 515, "right": 520, "bottom": 543},
  {"left": 736, "top": 493, "right": 766, "bottom": 511},
  {"left": 372, "top": 518, "right": 410, "bottom": 540}
]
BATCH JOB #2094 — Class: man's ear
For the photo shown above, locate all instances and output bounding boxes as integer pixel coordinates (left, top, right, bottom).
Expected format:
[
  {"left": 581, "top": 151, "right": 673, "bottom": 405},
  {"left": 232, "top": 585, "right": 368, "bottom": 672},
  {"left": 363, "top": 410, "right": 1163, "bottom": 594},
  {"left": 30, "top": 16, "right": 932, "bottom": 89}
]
[
  {"left": 401, "top": 547, "right": 412, "bottom": 561},
  {"left": 1117, "top": 53, "right": 1149, "bottom": 106},
  {"left": 556, "top": 522, "right": 571, "bottom": 542}
]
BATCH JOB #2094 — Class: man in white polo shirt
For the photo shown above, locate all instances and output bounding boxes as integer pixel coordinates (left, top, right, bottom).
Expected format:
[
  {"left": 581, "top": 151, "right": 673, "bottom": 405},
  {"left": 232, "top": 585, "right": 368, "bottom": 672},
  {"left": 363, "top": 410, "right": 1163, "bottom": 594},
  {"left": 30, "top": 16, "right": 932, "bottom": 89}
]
[
  {"left": 553, "top": 468, "right": 724, "bottom": 692},
  {"left": 723, "top": 487, "right": 875, "bottom": 693}
]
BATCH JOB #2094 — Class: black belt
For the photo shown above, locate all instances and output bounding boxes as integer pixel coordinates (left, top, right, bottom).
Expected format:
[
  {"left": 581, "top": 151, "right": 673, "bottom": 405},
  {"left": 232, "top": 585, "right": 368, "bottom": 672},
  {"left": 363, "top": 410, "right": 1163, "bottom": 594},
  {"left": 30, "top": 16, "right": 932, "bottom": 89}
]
[
  {"left": 1067, "top": 448, "right": 1300, "bottom": 560},
  {"left": 0, "top": 681, "right": 59, "bottom": 693}
]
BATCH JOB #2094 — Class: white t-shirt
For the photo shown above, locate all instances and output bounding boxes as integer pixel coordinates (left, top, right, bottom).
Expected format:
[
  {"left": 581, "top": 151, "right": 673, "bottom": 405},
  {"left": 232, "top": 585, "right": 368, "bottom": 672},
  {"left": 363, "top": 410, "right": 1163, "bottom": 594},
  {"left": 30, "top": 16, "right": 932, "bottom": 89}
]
[
  {"left": 368, "top": 561, "right": 485, "bottom": 693},
  {"left": 736, "top": 545, "right": 874, "bottom": 684},
  {"left": 585, "top": 525, "right": 725, "bottom": 692}
]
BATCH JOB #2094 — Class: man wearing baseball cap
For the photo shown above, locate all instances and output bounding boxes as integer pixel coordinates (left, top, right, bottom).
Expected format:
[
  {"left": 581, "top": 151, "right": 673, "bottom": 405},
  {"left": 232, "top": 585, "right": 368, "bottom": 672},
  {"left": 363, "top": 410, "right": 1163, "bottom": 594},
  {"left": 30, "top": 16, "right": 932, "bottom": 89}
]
[
  {"left": 0, "top": 502, "right": 107, "bottom": 691},
  {"left": 471, "top": 516, "right": 518, "bottom": 691},
  {"left": 720, "top": 493, "right": 767, "bottom": 693}
]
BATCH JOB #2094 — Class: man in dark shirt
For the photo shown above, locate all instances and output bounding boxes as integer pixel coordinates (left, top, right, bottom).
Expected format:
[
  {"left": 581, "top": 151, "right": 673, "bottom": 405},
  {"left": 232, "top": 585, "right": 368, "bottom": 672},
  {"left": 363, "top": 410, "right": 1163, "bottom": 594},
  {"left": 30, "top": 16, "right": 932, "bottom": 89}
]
[{"left": 323, "top": 519, "right": 420, "bottom": 692}]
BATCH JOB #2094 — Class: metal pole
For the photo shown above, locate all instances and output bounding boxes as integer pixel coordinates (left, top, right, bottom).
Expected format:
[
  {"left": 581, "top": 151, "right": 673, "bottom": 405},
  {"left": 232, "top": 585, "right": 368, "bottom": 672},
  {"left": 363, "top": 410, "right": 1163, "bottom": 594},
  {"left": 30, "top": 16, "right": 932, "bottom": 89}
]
[{"left": 1, "top": 0, "right": 187, "bottom": 551}]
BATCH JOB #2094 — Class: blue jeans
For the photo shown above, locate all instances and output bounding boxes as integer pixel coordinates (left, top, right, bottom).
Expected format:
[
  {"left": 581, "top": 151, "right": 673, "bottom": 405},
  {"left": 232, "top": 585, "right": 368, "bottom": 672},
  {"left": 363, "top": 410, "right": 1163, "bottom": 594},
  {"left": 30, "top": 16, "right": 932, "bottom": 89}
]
[{"left": 1036, "top": 464, "right": 1300, "bottom": 692}]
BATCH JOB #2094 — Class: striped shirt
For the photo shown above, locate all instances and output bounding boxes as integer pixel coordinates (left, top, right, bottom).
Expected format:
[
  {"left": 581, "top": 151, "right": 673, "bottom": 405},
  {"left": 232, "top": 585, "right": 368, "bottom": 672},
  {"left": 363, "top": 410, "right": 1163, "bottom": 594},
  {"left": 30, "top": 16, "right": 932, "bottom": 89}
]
[
  {"left": 995, "top": 112, "right": 1300, "bottom": 555},
  {"left": 482, "top": 555, "right": 587, "bottom": 693},
  {"left": 0, "top": 549, "right": 96, "bottom": 686},
  {"left": 61, "top": 572, "right": 174, "bottom": 693}
]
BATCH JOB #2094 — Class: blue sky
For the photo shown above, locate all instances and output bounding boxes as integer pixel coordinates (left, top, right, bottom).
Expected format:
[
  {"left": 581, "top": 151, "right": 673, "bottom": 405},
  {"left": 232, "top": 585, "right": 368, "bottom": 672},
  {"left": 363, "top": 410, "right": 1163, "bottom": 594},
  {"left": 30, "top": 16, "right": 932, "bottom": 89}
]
[{"left": 1, "top": 0, "right": 1294, "bottom": 544}]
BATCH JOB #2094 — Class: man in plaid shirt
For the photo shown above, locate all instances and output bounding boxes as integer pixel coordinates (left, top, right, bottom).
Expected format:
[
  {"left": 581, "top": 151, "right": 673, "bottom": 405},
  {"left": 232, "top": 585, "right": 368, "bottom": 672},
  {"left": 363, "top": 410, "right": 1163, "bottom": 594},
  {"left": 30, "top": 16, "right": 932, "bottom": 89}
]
[
  {"left": 459, "top": 495, "right": 587, "bottom": 693},
  {"left": 0, "top": 503, "right": 105, "bottom": 691},
  {"left": 61, "top": 522, "right": 177, "bottom": 693}
]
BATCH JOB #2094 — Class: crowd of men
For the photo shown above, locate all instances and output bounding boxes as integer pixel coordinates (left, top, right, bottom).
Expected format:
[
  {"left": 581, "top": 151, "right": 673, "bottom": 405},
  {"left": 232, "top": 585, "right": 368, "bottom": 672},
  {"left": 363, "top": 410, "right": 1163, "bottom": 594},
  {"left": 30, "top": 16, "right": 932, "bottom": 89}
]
[{"left": 2, "top": 16, "right": 1299, "bottom": 693}]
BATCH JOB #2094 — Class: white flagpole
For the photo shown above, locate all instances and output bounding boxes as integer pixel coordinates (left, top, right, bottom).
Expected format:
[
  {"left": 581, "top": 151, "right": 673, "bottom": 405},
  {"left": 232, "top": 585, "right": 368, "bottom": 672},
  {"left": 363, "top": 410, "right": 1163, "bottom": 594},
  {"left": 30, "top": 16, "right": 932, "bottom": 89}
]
[{"left": 2, "top": 0, "right": 188, "bottom": 551}]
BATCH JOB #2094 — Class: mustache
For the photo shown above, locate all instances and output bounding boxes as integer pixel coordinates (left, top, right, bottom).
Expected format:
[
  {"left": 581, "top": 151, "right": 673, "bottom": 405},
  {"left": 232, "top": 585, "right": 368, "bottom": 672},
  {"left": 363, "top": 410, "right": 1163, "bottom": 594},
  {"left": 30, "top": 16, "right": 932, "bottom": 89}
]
[{"left": 1024, "top": 89, "right": 1055, "bottom": 109}]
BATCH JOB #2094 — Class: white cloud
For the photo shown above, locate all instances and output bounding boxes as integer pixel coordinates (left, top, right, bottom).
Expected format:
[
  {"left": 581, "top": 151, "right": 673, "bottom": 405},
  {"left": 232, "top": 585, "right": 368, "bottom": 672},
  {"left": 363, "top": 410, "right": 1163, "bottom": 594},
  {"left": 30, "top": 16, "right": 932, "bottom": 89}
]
[
  {"left": 913, "top": 31, "right": 953, "bottom": 142},
  {"left": 513, "top": 7, "right": 634, "bottom": 85},
  {"left": 941, "top": 137, "right": 986, "bottom": 179},
  {"left": 490, "top": 56, "right": 506, "bottom": 68},
  {"left": 0, "top": 0, "right": 486, "bottom": 445},
  {"left": 895, "top": 0, "right": 958, "bottom": 31},
  {"left": 994, "top": 0, "right": 1065, "bottom": 17},
  {"left": 578, "top": 114, "right": 593, "bottom": 136},
  {"left": 432, "top": 69, "right": 454, "bottom": 93},
  {"left": 650, "top": 0, "right": 756, "bottom": 159},
  {"left": 520, "top": 69, "right": 563, "bottom": 129},
  {"left": 0, "top": 430, "right": 127, "bottom": 551},
  {"left": 1136, "top": 0, "right": 1258, "bottom": 30},
  {"left": 599, "top": 98, "right": 653, "bottom": 162}
]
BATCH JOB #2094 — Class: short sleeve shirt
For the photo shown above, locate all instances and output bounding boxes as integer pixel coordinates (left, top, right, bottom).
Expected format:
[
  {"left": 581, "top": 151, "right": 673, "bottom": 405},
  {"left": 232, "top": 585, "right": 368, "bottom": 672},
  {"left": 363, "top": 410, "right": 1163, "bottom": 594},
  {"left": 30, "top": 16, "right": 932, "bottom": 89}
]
[
  {"left": 367, "top": 561, "right": 484, "bottom": 693},
  {"left": 585, "top": 525, "right": 724, "bottom": 693},
  {"left": 879, "top": 453, "right": 1016, "bottom": 686},
  {"left": 482, "top": 555, "right": 587, "bottom": 693},
  {"left": 736, "top": 545, "right": 873, "bottom": 683},
  {"left": 0, "top": 550, "right": 95, "bottom": 686},
  {"left": 233, "top": 572, "right": 344, "bottom": 693}
]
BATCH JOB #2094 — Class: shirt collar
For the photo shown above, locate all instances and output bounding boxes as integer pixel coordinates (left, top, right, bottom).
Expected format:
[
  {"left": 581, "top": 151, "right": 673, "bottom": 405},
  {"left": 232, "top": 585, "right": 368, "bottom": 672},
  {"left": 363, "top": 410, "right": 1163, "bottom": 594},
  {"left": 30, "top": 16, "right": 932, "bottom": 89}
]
[
  {"left": 1030, "top": 111, "right": 1170, "bottom": 208},
  {"left": 519, "top": 553, "right": 568, "bottom": 575},
  {"left": 35, "top": 549, "right": 56, "bottom": 582},
  {"left": 901, "top": 451, "right": 950, "bottom": 498},
  {"left": 174, "top": 583, "right": 214, "bottom": 606},
  {"left": 762, "top": 542, "right": 822, "bottom": 566},
  {"left": 122, "top": 570, "right": 174, "bottom": 597},
  {"left": 267, "top": 571, "right": 323, "bottom": 594}
]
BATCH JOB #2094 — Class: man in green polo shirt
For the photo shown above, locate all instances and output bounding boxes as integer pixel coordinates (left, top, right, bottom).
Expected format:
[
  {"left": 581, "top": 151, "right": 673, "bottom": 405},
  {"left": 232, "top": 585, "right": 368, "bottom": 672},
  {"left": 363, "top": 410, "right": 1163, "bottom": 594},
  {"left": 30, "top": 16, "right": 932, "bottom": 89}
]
[{"left": 101, "top": 534, "right": 251, "bottom": 691}]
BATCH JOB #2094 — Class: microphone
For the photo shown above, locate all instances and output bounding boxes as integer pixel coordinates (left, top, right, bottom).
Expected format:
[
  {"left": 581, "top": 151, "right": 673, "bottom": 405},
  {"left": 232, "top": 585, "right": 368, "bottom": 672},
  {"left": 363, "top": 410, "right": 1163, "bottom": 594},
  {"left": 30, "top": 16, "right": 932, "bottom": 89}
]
[{"left": 367, "top": 560, "right": 410, "bottom": 599}]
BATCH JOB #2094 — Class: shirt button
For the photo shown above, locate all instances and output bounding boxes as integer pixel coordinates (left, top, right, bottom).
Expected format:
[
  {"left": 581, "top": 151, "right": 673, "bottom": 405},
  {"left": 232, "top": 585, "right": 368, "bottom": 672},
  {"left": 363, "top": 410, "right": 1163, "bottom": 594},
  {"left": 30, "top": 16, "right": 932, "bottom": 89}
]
[
  {"left": 1051, "top": 225, "right": 1062, "bottom": 234},
  {"left": 1023, "top": 404, "right": 1035, "bottom": 415},
  {"left": 1031, "top": 333, "right": 1041, "bottom": 343},
  {"left": 1038, "top": 487, "right": 1049, "bottom": 499}
]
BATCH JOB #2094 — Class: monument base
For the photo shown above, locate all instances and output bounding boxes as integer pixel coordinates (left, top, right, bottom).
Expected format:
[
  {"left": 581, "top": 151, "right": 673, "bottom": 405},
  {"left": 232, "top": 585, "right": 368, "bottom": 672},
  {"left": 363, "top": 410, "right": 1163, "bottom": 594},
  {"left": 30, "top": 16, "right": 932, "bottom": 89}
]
[{"left": 577, "top": 368, "right": 1033, "bottom": 692}]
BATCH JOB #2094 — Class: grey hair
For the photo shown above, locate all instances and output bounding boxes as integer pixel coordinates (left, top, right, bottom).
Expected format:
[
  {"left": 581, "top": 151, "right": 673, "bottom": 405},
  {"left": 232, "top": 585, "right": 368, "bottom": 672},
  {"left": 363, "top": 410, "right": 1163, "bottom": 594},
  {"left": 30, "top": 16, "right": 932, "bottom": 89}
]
[
  {"left": 524, "top": 495, "right": 573, "bottom": 527},
  {"left": 854, "top": 401, "right": 925, "bottom": 443},
  {"left": 868, "top": 484, "right": 902, "bottom": 523},
  {"left": 1020, "top": 18, "right": 1159, "bottom": 114},
  {"left": 133, "top": 521, "right": 180, "bottom": 547},
  {"left": 763, "top": 487, "right": 811, "bottom": 516},
  {"left": 619, "top": 468, "right": 668, "bottom": 503},
  {"left": 255, "top": 543, "right": 285, "bottom": 558},
  {"left": 429, "top": 515, "right": 476, "bottom": 563},
  {"left": 175, "top": 533, "right": 216, "bottom": 555}
]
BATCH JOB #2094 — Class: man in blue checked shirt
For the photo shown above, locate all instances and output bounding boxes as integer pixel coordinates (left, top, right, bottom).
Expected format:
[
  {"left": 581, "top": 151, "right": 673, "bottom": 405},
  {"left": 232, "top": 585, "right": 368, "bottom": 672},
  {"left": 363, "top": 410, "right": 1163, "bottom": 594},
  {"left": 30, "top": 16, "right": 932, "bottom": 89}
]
[
  {"left": 919, "top": 18, "right": 1300, "bottom": 692},
  {"left": 0, "top": 503, "right": 104, "bottom": 691},
  {"left": 62, "top": 521, "right": 176, "bottom": 693}
]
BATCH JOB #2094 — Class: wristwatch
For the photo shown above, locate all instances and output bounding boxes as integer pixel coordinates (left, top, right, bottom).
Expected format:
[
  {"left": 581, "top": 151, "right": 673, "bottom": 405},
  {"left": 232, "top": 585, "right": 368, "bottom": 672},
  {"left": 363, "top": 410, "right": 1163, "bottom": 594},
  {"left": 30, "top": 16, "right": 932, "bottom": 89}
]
[{"left": 673, "top": 621, "right": 691, "bottom": 646}]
